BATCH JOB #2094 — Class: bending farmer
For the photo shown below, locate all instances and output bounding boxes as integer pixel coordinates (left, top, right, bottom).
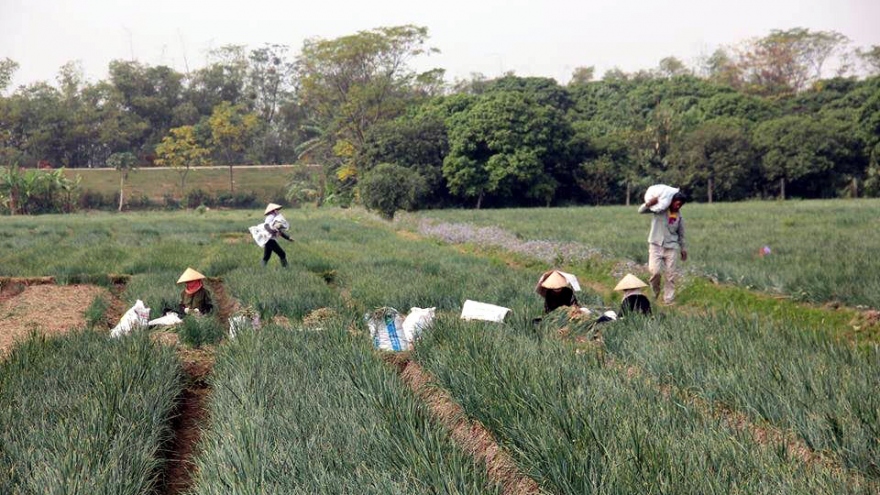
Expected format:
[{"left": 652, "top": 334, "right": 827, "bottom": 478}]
[
  {"left": 638, "top": 191, "right": 688, "bottom": 304},
  {"left": 177, "top": 267, "right": 213, "bottom": 315},
  {"left": 535, "top": 270, "right": 579, "bottom": 314},
  {"left": 262, "top": 202, "right": 292, "bottom": 267}
]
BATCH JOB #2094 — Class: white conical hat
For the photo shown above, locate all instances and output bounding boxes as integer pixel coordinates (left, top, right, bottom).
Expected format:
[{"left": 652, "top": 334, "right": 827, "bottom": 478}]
[
  {"left": 540, "top": 271, "right": 570, "bottom": 290},
  {"left": 614, "top": 273, "right": 648, "bottom": 291},
  {"left": 177, "top": 267, "right": 206, "bottom": 284},
  {"left": 264, "top": 203, "right": 282, "bottom": 215}
]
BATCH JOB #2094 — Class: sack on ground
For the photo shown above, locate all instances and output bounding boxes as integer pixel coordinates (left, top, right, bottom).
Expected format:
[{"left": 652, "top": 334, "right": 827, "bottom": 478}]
[
  {"left": 460, "top": 300, "right": 510, "bottom": 322},
  {"left": 402, "top": 307, "right": 436, "bottom": 343},
  {"left": 111, "top": 299, "right": 151, "bottom": 338},
  {"left": 148, "top": 312, "right": 182, "bottom": 327},
  {"left": 249, "top": 224, "right": 272, "bottom": 247},
  {"left": 228, "top": 314, "right": 261, "bottom": 339},
  {"left": 366, "top": 307, "right": 408, "bottom": 351},
  {"left": 644, "top": 184, "right": 680, "bottom": 213}
]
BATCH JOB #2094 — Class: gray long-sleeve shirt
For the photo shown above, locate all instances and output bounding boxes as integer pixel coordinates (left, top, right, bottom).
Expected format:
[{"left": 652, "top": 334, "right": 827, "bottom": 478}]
[{"left": 638, "top": 203, "right": 686, "bottom": 250}]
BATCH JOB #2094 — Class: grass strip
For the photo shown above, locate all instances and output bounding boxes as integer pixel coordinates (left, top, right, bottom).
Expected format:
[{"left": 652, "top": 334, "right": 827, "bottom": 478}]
[
  {"left": 0, "top": 330, "right": 183, "bottom": 494},
  {"left": 188, "top": 322, "right": 500, "bottom": 494}
]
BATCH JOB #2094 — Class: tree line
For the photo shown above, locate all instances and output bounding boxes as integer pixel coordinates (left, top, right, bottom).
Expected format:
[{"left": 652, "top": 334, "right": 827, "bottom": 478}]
[{"left": 1, "top": 25, "right": 879, "bottom": 216}]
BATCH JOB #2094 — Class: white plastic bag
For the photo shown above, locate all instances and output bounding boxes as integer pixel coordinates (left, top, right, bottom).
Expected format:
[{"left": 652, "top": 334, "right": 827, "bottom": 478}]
[
  {"left": 402, "top": 307, "right": 436, "bottom": 344},
  {"left": 148, "top": 312, "right": 182, "bottom": 327},
  {"left": 644, "top": 184, "right": 680, "bottom": 213},
  {"left": 249, "top": 224, "right": 272, "bottom": 247},
  {"left": 557, "top": 271, "right": 581, "bottom": 292},
  {"left": 270, "top": 213, "right": 290, "bottom": 233},
  {"left": 228, "top": 314, "right": 261, "bottom": 339},
  {"left": 460, "top": 300, "right": 510, "bottom": 322},
  {"left": 365, "top": 307, "right": 407, "bottom": 351},
  {"left": 111, "top": 299, "right": 151, "bottom": 338}
]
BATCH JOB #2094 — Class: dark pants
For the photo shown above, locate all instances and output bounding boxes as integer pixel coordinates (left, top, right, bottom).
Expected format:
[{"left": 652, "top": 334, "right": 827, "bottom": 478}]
[{"left": 263, "top": 239, "right": 287, "bottom": 264}]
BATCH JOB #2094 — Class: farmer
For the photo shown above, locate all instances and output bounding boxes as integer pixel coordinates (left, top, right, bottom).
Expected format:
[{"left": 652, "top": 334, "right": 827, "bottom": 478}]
[
  {"left": 261, "top": 202, "right": 292, "bottom": 267},
  {"left": 638, "top": 191, "right": 687, "bottom": 305},
  {"left": 614, "top": 273, "right": 652, "bottom": 315},
  {"left": 535, "top": 270, "right": 579, "bottom": 314},
  {"left": 177, "top": 267, "right": 213, "bottom": 315}
]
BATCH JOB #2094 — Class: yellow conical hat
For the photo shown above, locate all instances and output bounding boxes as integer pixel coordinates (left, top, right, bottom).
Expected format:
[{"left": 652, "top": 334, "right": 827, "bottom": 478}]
[
  {"left": 614, "top": 273, "right": 648, "bottom": 291},
  {"left": 540, "top": 270, "right": 570, "bottom": 289},
  {"left": 177, "top": 268, "right": 206, "bottom": 284},
  {"left": 264, "top": 203, "right": 282, "bottom": 215}
]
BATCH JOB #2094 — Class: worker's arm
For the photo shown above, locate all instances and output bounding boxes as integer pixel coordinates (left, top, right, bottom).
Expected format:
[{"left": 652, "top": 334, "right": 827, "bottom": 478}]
[
  {"left": 679, "top": 217, "right": 687, "bottom": 261},
  {"left": 638, "top": 196, "right": 659, "bottom": 214}
]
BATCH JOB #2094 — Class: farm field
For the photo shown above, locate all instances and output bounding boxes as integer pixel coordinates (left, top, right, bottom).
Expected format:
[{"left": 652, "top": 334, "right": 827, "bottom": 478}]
[
  {"left": 63, "top": 165, "right": 294, "bottom": 205},
  {"left": 0, "top": 205, "right": 878, "bottom": 493},
  {"left": 405, "top": 199, "right": 880, "bottom": 309}
]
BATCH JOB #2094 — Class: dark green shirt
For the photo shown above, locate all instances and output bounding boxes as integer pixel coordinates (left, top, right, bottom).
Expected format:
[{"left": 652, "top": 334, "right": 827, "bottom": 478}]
[{"left": 180, "top": 287, "right": 213, "bottom": 314}]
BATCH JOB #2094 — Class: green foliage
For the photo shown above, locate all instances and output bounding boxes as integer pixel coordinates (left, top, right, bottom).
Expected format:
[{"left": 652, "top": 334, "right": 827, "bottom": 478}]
[
  {"left": 295, "top": 25, "right": 439, "bottom": 185},
  {"left": 0, "top": 330, "right": 182, "bottom": 494},
  {"left": 443, "top": 90, "right": 571, "bottom": 207},
  {"left": 604, "top": 311, "right": 880, "bottom": 479},
  {"left": 754, "top": 113, "right": 863, "bottom": 198},
  {"left": 359, "top": 112, "right": 450, "bottom": 207},
  {"left": 176, "top": 314, "right": 225, "bottom": 348},
  {"left": 191, "top": 324, "right": 500, "bottom": 494},
  {"left": 668, "top": 117, "right": 756, "bottom": 202},
  {"left": 154, "top": 125, "right": 211, "bottom": 190},
  {"left": 413, "top": 318, "right": 857, "bottom": 493},
  {"left": 359, "top": 162, "right": 426, "bottom": 219},
  {"left": 0, "top": 165, "right": 82, "bottom": 214},
  {"left": 84, "top": 294, "right": 110, "bottom": 329}
]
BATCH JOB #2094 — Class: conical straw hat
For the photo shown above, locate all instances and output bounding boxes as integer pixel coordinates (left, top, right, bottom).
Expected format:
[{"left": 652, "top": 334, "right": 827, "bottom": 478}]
[
  {"left": 264, "top": 203, "right": 282, "bottom": 215},
  {"left": 614, "top": 273, "right": 648, "bottom": 291},
  {"left": 540, "top": 270, "right": 570, "bottom": 290},
  {"left": 177, "top": 267, "right": 206, "bottom": 284}
]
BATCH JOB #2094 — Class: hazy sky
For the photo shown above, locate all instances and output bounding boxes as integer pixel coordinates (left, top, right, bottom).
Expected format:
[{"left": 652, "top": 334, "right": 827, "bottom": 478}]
[{"left": 2, "top": 0, "right": 879, "bottom": 89}]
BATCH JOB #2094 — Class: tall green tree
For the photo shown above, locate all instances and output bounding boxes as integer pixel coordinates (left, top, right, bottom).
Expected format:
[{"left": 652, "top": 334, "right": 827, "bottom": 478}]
[
  {"left": 668, "top": 118, "right": 755, "bottom": 202},
  {"left": 359, "top": 112, "right": 449, "bottom": 207},
  {"left": 155, "top": 125, "right": 211, "bottom": 190},
  {"left": 294, "top": 25, "right": 439, "bottom": 183},
  {"left": 359, "top": 162, "right": 426, "bottom": 219},
  {"left": 754, "top": 114, "right": 859, "bottom": 199},
  {"left": 0, "top": 58, "right": 20, "bottom": 94},
  {"left": 208, "top": 101, "right": 258, "bottom": 191},
  {"left": 107, "top": 151, "right": 138, "bottom": 211},
  {"left": 443, "top": 91, "right": 570, "bottom": 208},
  {"left": 739, "top": 28, "right": 850, "bottom": 95}
]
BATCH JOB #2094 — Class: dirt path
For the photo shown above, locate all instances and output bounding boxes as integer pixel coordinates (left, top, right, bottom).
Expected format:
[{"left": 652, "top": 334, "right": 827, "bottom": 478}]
[
  {"left": 384, "top": 354, "right": 543, "bottom": 495},
  {"left": 159, "top": 348, "right": 213, "bottom": 495}
]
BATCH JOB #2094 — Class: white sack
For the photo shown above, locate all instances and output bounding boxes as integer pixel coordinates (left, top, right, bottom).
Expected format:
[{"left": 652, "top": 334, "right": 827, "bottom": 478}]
[
  {"left": 402, "top": 307, "right": 436, "bottom": 344},
  {"left": 111, "top": 299, "right": 151, "bottom": 338},
  {"left": 229, "top": 314, "right": 261, "bottom": 339},
  {"left": 270, "top": 213, "right": 290, "bottom": 233},
  {"left": 366, "top": 307, "right": 408, "bottom": 351},
  {"left": 148, "top": 312, "right": 182, "bottom": 327},
  {"left": 644, "top": 184, "right": 680, "bottom": 213},
  {"left": 249, "top": 224, "right": 272, "bottom": 247},
  {"left": 460, "top": 300, "right": 510, "bottom": 322},
  {"left": 557, "top": 271, "right": 581, "bottom": 292}
]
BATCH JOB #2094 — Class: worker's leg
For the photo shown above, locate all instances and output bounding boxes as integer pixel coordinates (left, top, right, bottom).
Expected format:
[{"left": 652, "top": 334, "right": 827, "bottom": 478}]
[
  {"left": 648, "top": 243, "right": 664, "bottom": 299},
  {"left": 276, "top": 243, "right": 288, "bottom": 267},
  {"left": 263, "top": 240, "right": 276, "bottom": 266},
  {"left": 662, "top": 247, "right": 678, "bottom": 304}
]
